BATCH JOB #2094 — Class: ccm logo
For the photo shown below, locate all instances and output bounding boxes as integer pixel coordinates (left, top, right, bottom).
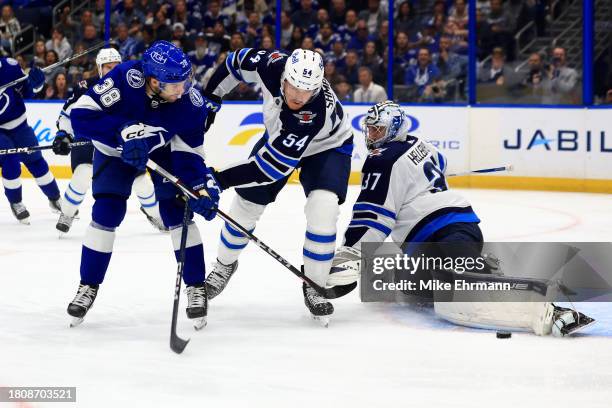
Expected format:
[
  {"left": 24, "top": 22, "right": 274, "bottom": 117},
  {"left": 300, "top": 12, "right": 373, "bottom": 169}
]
[{"left": 124, "top": 129, "right": 145, "bottom": 140}]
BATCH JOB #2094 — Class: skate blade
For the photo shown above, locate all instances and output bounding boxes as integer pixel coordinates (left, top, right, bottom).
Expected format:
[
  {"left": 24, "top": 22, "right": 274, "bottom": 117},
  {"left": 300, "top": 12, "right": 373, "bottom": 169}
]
[
  {"left": 18, "top": 218, "right": 30, "bottom": 225},
  {"left": 312, "top": 315, "right": 330, "bottom": 328},
  {"left": 193, "top": 317, "right": 207, "bottom": 330},
  {"left": 69, "top": 317, "right": 84, "bottom": 327},
  {"left": 563, "top": 318, "right": 596, "bottom": 336}
]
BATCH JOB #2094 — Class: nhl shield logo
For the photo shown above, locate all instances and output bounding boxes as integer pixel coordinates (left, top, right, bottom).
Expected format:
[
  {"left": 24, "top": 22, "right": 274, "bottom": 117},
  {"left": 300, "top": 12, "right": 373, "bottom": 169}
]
[{"left": 293, "top": 110, "right": 317, "bottom": 125}]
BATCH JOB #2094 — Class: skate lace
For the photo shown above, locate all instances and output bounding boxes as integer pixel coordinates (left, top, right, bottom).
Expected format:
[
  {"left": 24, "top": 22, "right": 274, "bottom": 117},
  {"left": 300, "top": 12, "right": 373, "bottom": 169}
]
[
  {"left": 58, "top": 213, "right": 75, "bottom": 226},
  {"left": 185, "top": 286, "right": 206, "bottom": 308},
  {"left": 72, "top": 285, "right": 96, "bottom": 308},
  {"left": 11, "top": 202, "right": 27, "bottom": 214},
  {"left": 306, "top": 287, "right": 327, "bottom": 306},
  {"left": 207, "top": 262, "right": 234, "bottom": 288}
]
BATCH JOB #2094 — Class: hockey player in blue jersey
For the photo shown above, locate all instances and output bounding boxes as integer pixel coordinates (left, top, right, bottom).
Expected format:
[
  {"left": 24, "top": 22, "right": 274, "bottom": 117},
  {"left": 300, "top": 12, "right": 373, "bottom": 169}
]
[
  {"left": 52, "top": 47, "right": 167, "bottom": 234},
  {"left": 201, "top": 48, "right": 354, "bottom": 324},
  {"left": 329, "top": 101, "right": 594, "bottom": 337},
  {"left": 65, "top": 41, "right": 220, "bottom": 328},
  {"left": 0, "top": 57, "right": 61, "bottom": 224}
]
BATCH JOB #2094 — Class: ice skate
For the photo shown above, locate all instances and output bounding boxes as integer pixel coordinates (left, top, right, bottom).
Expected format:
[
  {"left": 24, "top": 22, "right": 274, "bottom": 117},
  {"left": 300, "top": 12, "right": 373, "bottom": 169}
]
[
  {"left": 206, "top": 260, "right": 238, "bottom": 300},
  {"left": 552, "top": 305, "right": 595, "bottom": 337},
  {"left": 185, "top": 283, "right": 207, "bottom": 330},
  {"left": 139, "top": 206, "right": 169, "bottom": 232},
  {"left": 49, "top": 198, "right": 62, "bottom": 213},
  {"left": 302, "top": 282, "right": 334, "bottom": 327},
  {"left": 56, "top": 212, "right": 76, "bottom": 234},
  {"left": 10, "top": 202, "right": 30, "bottom": 224},
  {"left": 67, "top": 284, "right": 99, "bottom": 327}
]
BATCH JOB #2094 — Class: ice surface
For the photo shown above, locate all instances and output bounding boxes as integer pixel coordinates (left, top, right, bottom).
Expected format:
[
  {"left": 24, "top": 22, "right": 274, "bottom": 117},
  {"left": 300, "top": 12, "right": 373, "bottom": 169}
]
[{"left": 1, "top": 181, "right": 611, "bottom": 407}]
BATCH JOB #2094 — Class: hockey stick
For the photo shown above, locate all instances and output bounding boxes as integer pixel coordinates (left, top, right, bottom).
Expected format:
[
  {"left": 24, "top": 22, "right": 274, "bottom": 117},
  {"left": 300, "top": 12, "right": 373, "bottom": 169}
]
[
  {"left": 447, "top": 165, "right": 514, "bottom": 178},
  {"left": 0, "top": 40, "right": 108, "bottom": 93},
  {"left": 146, "top": 159, "right": 357, "bottom": 299},
  {"left": 170, "top": 200, "right": 192, "bottom": 354},
  {"left": 0, "top": 141, "right": 92, "bottom": 156}
]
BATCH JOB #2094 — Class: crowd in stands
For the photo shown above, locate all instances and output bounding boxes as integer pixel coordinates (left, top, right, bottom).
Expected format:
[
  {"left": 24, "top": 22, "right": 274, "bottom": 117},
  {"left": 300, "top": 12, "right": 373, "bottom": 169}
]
[{"left": 0, "top": 0, "right": 609, "bottom": 104}]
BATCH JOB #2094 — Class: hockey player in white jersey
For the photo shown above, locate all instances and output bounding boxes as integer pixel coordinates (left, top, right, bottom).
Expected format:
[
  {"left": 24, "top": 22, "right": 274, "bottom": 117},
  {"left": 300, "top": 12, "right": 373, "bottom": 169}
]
[
  {"left": 330, "top": 101, "right": 594, "bottom": 337},
  {"left": 202, "top": 48, "right": 354, "bottom": 324},
  {"left": 52, "top": 47, "right": 167, "bottom": 234}
]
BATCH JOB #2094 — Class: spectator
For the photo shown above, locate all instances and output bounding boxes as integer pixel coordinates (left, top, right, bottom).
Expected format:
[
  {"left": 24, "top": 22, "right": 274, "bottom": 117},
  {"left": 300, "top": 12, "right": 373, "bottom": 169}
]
[
  {"left": 45, "top": 72, "right": 71, "bottom": 100},
  {"left": 338, "top": 10, "right": 359, "bottom": 44},
  {"left": 1, "top": 5, "right": 21, "bottom": 55},
  {"left": 605, "top": 89, "right": 612, "bottom": 104},
  {"left": 358, "top": 0, "right": 387, "bottom": 36},
  {"left": 362, "top": 40, "right": 384, "bottom": 84},
  {"left": 347, "top": 20, "right": 372, "bottom": 54},
  {"left": 395, "top": 31, "right": 412, "bottom": 67},
  {"left": 206, "top": 22, "right": 231, "bottom": 55},
  {"left": 330, "top": 0, "right": 347, "bottom": 27},
  {"left": 230, "top": 32, "right": 246, "bottom": 51},
  {"left": 43, "top": 50, "right": 66, "bottom": 85},
  {"left": 242, "top": 11, "right": 263, "bottom": 48},
  {"left": 395, "top": 2, "right": 417, "bottom": 36},
  {"left": 67, "top": 43, "right": 95, "bottom": 84},
  {"left": 116, "top": 23, "right": 142, "bottom": 60},
  {"left": 189, "top": 33, "right": 217, "bottom": 85},
  {"left": 542, "top": 47, "right": 578, "bottom": 104},
  {"left": 151, "top": 6, "right": 172, "bottom": 41},
  {"left": 174, "top": 0, "right": 203, "bottom": 36},
  {"left": 261, "top": 35, "right": 274, "bottom": 51},
  {"left": 280, "top": 11, "right": 294, "bottom": 49},
  {"left": 448, "top": 0, "right": 469, "bottom": 28},
  {"left": 33, "top": 40, "right": 47, "bottom": 67},
  {"left": 301, "top": 36, "right": 315, "bottom": 51},
  {"left": 478, "top": 47, "right": 508, "bottom": 85},
  {"left": 291, "top": 0, "right": 317, "bottom": 30},
  {"left": 434, "top": 35, "right": 466, "bottom": 81},
  {"left": 443, "top": 20, "right": 468, "bottom": 54},
  {"left": 117, "top": 0, "right": 145, "bottom": 27},
  {"left": 374, "top": 20, "right": 388, "bottom": 56},
  {"left": 353, "top": 66, "right": 387, "bottom": 103},
  {"left": 486, "top": 0, "right": 514, "bottom": 60},
  {"left": 324, "top": 60, "right": 343, "bottom": 87},
  {"left": 288, "top": 26, "right": 305, "bottom": 51},
  {"left": 171, "top": 22, "right": 191, "bottom": 50},
  {"left": 522, "top": 52, "right": 546, "bottom": 87},
  {"left": 45, "top": 28, "right": 72, "bottom": 62},
  {"left": 334, "top": 79, "right": 353, "bottom": 102},
  {"left": 338, "top": 49, "right": 360, "bottom": 86},
  {"left": 199, "top": 52, "right": 227, "bottom": 89},
  {"left": 81, "top": 24, "right": 100, "bottom": 49},
  {"left": 136, "top": 0, "right": 158, "bottom": 16},
  {"left": 405, "top": 48, "right": 441, "bottom": 97},
  {"left": 314, "top": 23, "right": 340, "bottom": 53},
  {"left": 308, "top": 9, "right": 331, "bottom": 37},
  {"left": 203, "top": 0, "right": 230, "bottom": 33},
  {"left": 409, "top": 22, "right": 440, "bottom": 57},
  {"left": 325, "top": 40, "right": 347, "bottom": 69}
]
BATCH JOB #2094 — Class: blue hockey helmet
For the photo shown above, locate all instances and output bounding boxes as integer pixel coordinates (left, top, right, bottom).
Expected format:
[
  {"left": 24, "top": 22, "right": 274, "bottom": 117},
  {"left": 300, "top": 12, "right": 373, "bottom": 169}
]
[{"left": 142, "top": 41, "right": 192, "bottom": 84}]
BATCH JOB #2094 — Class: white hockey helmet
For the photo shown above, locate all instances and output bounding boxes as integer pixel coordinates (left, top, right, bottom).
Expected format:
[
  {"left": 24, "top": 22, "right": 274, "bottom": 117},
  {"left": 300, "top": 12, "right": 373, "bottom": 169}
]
[
  {"left": 282, "top": 49, "right": 324, "bottom": 93},
  {"left": 363, "top": 101, "right": 407, "bottom": 150},
  {"left": 96, "top": 48, "right": 122, "bottom": 76}
]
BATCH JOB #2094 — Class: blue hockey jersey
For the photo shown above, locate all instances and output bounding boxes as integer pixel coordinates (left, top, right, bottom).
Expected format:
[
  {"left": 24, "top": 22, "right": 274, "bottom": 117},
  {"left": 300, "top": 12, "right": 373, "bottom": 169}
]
[
  {"left": 70, "top": 60, "right": 212, "bottom": 184},
  {"left": 0, "top": 57, "right": 35, "bottom": 130}
]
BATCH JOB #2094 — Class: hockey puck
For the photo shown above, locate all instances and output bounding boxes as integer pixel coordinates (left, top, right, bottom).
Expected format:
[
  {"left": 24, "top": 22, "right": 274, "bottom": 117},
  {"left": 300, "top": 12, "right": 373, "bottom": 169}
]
[{"left": 496, "top": 331, "right": 512, "bottom": 339}]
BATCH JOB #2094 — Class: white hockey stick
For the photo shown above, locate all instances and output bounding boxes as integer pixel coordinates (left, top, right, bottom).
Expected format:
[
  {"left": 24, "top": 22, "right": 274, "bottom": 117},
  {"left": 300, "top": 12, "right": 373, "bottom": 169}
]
[{"left": 447, "top": 165, "right": 514, "bottom": 177}]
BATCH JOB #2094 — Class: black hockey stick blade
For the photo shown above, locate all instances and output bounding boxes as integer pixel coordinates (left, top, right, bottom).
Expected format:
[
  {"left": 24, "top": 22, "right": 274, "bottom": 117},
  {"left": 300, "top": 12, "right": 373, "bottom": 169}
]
[
  {"left": 170, "top": 333, "right": 190, "bottom": 354},
  {"left": 300, "top": 268, "right": 357, "bottom": 299}
]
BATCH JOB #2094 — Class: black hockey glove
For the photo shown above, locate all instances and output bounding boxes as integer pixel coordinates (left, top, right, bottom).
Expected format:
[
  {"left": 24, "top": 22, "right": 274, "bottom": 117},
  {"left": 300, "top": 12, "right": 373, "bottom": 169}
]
[{"left": 52, "top": 130, "right": 74, "bottom": 155}]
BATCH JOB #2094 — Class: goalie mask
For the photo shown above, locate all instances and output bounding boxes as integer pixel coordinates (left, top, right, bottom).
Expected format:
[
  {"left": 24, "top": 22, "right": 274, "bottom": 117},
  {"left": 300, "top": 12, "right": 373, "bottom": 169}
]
[{"left": 363, "top": 101, "right": 407, "bottom": 150}]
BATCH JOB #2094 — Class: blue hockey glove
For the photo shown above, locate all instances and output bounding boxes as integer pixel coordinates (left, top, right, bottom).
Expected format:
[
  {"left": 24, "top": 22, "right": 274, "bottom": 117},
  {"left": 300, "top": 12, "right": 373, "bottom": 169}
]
[
  {"left": 188, "top": 172, "right": 221, "bottom": 221},
  {"left": 27, "top": 66, "right": 45, "bottom": 94},
  {"left": 52, "top": 130, "right": 73, "bottom": 155},
  {"left": 119, "top": 122, "right": 148, "bottom": 171}
]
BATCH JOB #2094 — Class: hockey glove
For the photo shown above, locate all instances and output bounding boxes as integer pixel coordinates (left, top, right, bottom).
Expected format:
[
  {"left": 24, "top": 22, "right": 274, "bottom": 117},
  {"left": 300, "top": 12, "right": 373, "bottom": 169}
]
[
  {"left": 27, "top": 66, "right": 45, "bottom": 94},
  {"left": 52, "top": 130, "right": 73, "bottom": 155},
  {"left": 120, "top": 123, "right": 149, "bottom": 171},
  {"left": 203, "top": 93, "right": 222, "bottom": 132},
  {"left": 188, "top": 172, "right": 221, "bottom": 221}
]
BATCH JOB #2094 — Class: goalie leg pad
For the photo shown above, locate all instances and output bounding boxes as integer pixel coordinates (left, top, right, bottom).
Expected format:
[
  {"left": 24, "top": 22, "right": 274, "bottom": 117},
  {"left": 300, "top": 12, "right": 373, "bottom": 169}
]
[
  {"left": 303, "top": 189, "right": 339, "bottom": 288},
  {"left": 217, "top": 194, "right": 266, "bottom": 265}
]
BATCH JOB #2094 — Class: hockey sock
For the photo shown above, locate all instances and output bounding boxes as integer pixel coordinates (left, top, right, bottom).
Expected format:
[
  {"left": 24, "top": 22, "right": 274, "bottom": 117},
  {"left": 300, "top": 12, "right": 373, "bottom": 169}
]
[
  {"left": 133, "top": 172, "right": 161, "bottom": 218},
  {"left": 25, "top": 158, "right": 60, "bottom": 200},
  {"left": 1, "top": 155, "right": 22, "bottom": 203},
  {"left": 61, "top": 164, "right": 92, "bottom": 217},
  {"left": 171, "top": 221, "right": 205, "bottom": 285},
  {"left": 217, "top": 195, "right": 265, "bottom": 265},
  {"left": 302, "top": 190, "right": 339, "bottom": 288}
]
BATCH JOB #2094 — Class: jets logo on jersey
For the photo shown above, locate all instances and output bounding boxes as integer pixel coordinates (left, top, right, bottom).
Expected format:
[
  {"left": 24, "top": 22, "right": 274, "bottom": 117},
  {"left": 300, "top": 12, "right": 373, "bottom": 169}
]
[
  {"left": 189, "top": 88, "right": 204, "bottom": 107},
  {"left": 126, "top": 69, "right": 145, "bottom": 88},
  {"left": 150, "top": 51, "right": 167, "bottom": 64},
  {"left": 267, "top": 51, "right": 286, "bottom": 66},
  {"left": 293, "top": 110, "right": 317, "bottom": 125},
  {"left": 368, "top": 147, "right": 387, "bottom": 157}
]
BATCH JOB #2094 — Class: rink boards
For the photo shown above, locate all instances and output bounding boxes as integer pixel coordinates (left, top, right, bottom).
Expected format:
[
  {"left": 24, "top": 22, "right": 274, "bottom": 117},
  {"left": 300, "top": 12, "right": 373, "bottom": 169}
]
[{"left": 17, "top": 101, "right": 612, "bottom": 193}]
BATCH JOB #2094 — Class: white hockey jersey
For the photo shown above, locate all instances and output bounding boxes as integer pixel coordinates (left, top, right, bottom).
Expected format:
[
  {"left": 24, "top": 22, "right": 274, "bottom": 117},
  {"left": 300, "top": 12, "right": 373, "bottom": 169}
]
[
  {"left": 343, "top": 135, "right": 480, "bottom": 247},
  {"left": 203, "top": 48, "right": 353, "bottom": 189}
]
